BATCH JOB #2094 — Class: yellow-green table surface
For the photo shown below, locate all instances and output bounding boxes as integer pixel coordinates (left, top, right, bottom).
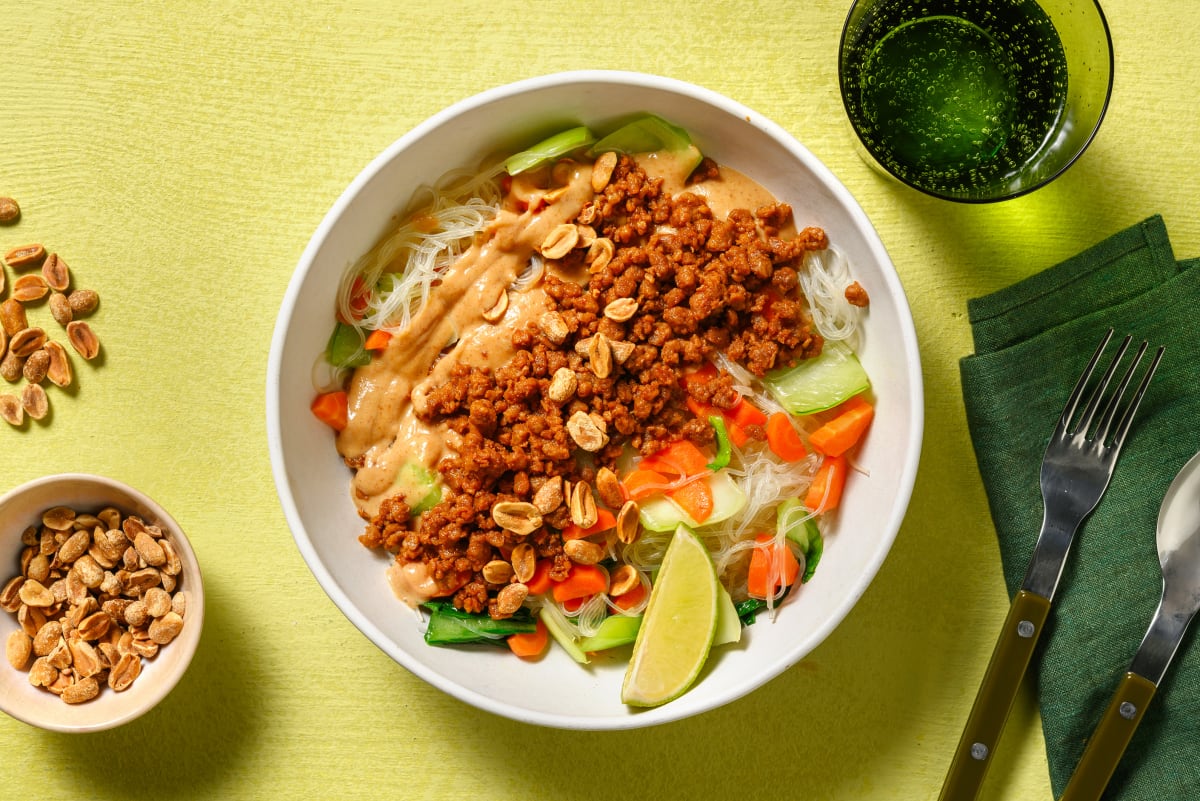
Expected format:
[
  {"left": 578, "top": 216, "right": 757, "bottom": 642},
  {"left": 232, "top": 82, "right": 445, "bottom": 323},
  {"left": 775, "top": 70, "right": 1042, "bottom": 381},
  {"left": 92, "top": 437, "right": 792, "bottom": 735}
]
[{"left": 2, "top": 3, "right": 1196, "bottom": 799}]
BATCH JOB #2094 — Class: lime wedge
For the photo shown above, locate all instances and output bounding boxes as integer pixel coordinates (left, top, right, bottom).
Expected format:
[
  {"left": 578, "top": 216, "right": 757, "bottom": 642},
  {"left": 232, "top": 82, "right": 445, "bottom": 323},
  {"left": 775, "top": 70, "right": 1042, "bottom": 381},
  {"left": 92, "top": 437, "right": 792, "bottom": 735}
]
[{"left": 621, "top": 525, "right": 719, "bottom": 707}]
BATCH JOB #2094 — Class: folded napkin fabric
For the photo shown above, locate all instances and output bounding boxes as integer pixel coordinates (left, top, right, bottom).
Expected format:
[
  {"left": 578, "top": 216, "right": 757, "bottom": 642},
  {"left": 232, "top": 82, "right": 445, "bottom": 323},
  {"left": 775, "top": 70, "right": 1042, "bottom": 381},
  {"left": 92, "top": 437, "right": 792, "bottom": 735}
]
[{"left": 959, "top": 215, "right": 1200, "bottom": 800}]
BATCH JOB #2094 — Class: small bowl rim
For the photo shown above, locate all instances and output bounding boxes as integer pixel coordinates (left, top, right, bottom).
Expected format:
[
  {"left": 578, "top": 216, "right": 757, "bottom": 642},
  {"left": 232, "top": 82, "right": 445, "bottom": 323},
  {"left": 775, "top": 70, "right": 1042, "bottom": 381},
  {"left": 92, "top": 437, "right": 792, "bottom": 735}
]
[{"left": 0, "top": 472, "right": 204, "bottom": 733}]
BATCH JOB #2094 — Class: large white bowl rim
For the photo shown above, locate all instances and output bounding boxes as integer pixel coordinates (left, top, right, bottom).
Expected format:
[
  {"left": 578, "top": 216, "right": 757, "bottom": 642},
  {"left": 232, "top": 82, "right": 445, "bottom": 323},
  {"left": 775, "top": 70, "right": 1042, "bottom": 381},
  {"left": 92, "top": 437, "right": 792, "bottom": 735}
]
[{"left": 267, "top": 70, "right": 923, "bottom": 729}]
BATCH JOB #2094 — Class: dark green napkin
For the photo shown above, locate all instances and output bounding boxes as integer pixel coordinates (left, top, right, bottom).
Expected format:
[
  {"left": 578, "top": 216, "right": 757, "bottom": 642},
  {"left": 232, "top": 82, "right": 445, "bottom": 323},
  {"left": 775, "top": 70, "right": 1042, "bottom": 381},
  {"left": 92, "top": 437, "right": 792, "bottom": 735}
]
[{"left": 959, "top": 215, "right": 1200, "bottom": 800}]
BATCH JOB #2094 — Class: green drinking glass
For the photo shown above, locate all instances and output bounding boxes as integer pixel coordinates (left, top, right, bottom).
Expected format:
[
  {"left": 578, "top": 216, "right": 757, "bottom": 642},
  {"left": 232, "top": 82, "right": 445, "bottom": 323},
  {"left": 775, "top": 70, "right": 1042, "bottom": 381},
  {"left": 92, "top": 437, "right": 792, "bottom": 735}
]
[{"left": 839, "top": 0, "right": 1113, "bottom": 202}]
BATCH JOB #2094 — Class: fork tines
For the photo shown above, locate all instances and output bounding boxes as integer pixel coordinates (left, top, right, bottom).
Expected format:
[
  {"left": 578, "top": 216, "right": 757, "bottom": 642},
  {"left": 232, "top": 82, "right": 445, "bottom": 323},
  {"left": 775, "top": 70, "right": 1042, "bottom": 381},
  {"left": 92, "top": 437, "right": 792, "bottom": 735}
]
[{"left": 1060, "top": 329, "right": 1165, "bottom": 449}]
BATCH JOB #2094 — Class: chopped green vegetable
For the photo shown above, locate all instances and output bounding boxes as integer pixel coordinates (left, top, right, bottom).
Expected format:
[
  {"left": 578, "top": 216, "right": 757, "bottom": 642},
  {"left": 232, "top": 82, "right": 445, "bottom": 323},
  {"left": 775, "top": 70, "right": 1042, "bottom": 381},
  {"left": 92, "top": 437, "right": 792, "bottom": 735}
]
[
  {"left": 802, "top": 529, "right": 824, "bottom": 583},
  {"left": 706, "top": 415, "right": 732, "bottom": 471},
  {"left": 777, "top": 498, "right": 824, "bottom": 582},
  {"left": 578, "top": 614, "right": 642, "bottom": 652},
  {"left": 504, "top": 126, "right": 595, "bottom": 175},
  {"left": 422, "top": 602, "right": 536, "bottom": 646},
  {"left": 735, "top": 587, "right": 792, "bottom": 627},
  {"left": 589, "top": 114, "right": 703, "bottom": 176},
  {"left": 539, "top": 606, "right": 589, "bottom": 664},
  {"left": 763, "top": 342, "right": 871, "bottom": 415},
  {"left": 394, "top": 462, "right": 442, "bottom": 517},
  {"left": 590, "top": 114, "right": 692, "bottom": 156},
  {"left": 776, "top": 498, "right": 818, "bottom": 551},
  {"left": 325, "top": 322, "right": 370, "bottom": 369}
]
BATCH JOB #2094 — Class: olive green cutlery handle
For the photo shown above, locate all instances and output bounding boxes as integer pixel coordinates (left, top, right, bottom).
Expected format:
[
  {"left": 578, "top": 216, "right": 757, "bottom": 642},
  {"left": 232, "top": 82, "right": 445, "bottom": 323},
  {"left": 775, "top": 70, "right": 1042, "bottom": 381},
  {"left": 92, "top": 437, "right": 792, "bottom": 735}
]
[
  {"left": 1059, "top": 672, "right": 1157, "bottom": 801},
  {"left": 939, "top": 590, "right": 1052, "bottom": 801}
]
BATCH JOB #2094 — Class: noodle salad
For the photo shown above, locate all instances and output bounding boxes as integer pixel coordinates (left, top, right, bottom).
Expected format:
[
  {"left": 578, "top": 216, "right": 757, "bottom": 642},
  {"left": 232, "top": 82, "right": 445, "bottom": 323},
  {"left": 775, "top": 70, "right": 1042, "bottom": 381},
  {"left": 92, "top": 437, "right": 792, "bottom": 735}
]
[{"left": 310, "top": 116, "right": 874, "bottom": 703}]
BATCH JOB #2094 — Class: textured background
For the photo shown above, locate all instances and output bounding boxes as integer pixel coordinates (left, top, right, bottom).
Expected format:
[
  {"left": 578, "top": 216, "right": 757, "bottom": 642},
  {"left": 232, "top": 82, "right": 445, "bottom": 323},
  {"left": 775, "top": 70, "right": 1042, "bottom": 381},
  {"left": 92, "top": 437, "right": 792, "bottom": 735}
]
[{"left": 2, "top": 2, "right": 1197, "bottom": 799}]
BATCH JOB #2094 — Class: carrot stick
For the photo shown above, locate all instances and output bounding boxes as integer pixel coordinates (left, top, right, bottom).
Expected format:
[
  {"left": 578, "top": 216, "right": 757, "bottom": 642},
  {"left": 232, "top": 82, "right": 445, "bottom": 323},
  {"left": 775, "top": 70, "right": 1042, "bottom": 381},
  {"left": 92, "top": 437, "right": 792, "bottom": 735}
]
[
  {"left": 310, "top": 391, "right": 348, "bottom": 431},
  {"left": 809, "top": 396, "right": 873, "bottom": 457},
  {"left": 552, "top": 563, "right": 609, "bottom": 603},
  {"left": 726, "top": 397, "right": 767, "bottom": 428},
  {"left": 640, "top": 440, "right": 710, "bottom": 477},
  {"left": 507, "top": 619, "right": 549, "bottom": 658},
  {"left": 805, "top": 454, "right": 848, "bottom": 513},
  {"left": 766, "top": 412, "right": 807, "bottom": 461},
  {"left": 364, "top": 329, "right": 392, "bottom": 351},
  {"left": 669, "top": 477, "right": 714, "bottom": 523},
  {"left": 561, "top": 508, "right": 617, "bottom": 540},
  {"left": 747, "top": 534, "right": 801, "bottom": 599},
  {"left": 724, "top": 418, "right": 749, "bottom": 448},
  {"left": 525, "top": 559, "right": 554, "bottom": 596},
  {"left": 622, "top": 468, "right": 678, "bottom": 500}
]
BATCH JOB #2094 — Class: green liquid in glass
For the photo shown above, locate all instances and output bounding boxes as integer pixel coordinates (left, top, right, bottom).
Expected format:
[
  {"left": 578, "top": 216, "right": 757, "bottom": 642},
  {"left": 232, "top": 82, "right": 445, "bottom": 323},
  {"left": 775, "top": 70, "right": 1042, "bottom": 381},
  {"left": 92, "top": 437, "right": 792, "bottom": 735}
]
[{"left": 843, "top": 0, "right": 1068, "bottom": 197}]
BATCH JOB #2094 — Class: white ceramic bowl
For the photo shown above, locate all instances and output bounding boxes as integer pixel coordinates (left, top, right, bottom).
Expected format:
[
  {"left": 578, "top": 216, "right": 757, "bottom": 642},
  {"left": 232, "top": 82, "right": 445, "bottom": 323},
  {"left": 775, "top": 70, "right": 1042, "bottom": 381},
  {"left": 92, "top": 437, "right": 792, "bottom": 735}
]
[
  {"left": 267, "top": 71, "right": 923, "bottom": 729},
  {"left": 0, "top": 474, "right": 204, "bottom": 732}
]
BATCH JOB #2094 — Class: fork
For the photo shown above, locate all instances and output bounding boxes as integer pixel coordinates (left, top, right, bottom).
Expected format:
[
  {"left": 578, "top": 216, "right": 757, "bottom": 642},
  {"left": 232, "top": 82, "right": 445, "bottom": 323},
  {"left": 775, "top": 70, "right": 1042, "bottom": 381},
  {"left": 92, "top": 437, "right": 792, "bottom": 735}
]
[{"left": 939, "top": 329, "right": 1165, "bottom": 801}]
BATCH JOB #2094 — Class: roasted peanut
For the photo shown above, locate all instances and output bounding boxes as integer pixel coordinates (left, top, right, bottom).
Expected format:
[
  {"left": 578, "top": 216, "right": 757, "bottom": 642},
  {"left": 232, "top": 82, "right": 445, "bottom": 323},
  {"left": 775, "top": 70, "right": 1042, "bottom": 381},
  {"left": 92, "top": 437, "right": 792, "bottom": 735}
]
[
  {"left": 42, "top": 253, "right": 70, "bottom": 291},
  {"left": 616, "top": 500, "right": 641, "bottom": 545},
  {"left": 566, "top": 410, "right": 609, "bottom": 452},
  {"left": 44, "top": 341, "right": 72, "bottom": 387},
  {"left": 494, "top": 583, "right": 528, "bottom": 617},
  {"left": 546, "top": 366, "right": 577, "bottom": 403},
  {"left": 491, "top": 501, "right": 543, "bottom": 536},
  {"left": 531, "top": 475, "right": 564, "bottom": 514},
  {"left": 539, "top": 223, "right": 580, "bottom": 259},
  {"left": 10, "top": 327, "right": 46, "bottom": 358},
  {"left": 0, "top": 196, "right": 19, "bottom": 224},
  {"left": 0, "top": 298, "right": 27, "bottom": 336},
  {"left": 22, "top": 348, "right": 49, "bottom": 383},
  {"left": 67, "top": 289, "right": 99, "bottom": 315},
  {"left": 12, "top": 274, "right": 48, "bottom": 303},
  {"left": 48, "top": 292, "right": 73, "bottom": 326},
  {"left": 66, "top": 321, "right": 100, "bottom": 360},
  {"left": 0, "top": 393, "right": 23, "bottom": 426},
  {"left": 20, "top": 383, "right": 48, "bottom": 421},
  {"left": 563, "top": 539, "right": 604, "bottom": 565},
  {"left": 603, "top": 297, "right": 639, "bottom": 322},
  {"left": 591, "top": 151, "right": 618, "bottom": 192},
  {"left": 4, "top": 243, "right": 45, "bottom": 269},
  {"left": 595, "top": 467, "right": 624, "bottom": 509}
]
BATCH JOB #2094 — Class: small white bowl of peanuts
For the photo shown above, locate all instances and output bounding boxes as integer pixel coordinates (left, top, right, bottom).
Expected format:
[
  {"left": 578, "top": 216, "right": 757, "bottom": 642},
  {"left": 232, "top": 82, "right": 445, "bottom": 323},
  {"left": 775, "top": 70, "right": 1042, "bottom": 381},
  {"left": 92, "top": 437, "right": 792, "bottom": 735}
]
[{"left": 0, "top": 473, "right": 203, "bottom": 732}]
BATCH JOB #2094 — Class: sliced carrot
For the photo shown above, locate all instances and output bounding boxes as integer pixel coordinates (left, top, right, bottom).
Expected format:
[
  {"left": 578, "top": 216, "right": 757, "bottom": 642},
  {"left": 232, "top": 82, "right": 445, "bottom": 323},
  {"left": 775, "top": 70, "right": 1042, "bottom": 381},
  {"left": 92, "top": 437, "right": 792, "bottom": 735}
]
[
  {"left": 669, "top": 477, "right": 714, "bottom": 524},
  {"left": 612, "top": 581, "right": 647, "bottom": 612},
  {"left": 507, "top": 619, "right": 549, "bottom": 658},
  {"left": 525, "top": 559, "right": 554, "bottom": 596},
  {"left": 766, "top": 412, "right": 807, "bottom": 461},
  {"left": 809, "top": 397, "right": 874, "bottom": 457},
  {"left": 622, "top": 468, "right": 675, "bottom": 500},
  {"left": 725, "top": 418, "right": 749, "bottom": 448},
  {"left": 640, "top": 440, "right": 709, "bottom": 478},
  {"left": 562, "top": 595, "right": 589, "bottom": 612},
  {"left": 747, "top": 533, "right": 801, "bottom": 599},
  {"left": 725, "top": 396, "right": 767, "bottom": 428},
  {"left": 310, "top": 391, "right": 348, "bottom": 431},
  {"left": 561, "top": 508, "right": 617, "bottom": 540},
  {"left": 364, "top": 329, "right": 392, "bottom": 351},
  {"left": 552, "top": 563, "right": 609, "bottom": 603},
  {"left": 338, "top": 275, "right": 372, "bottom": 324},
  {"left": 680, "top": 361, "right": 718, "bottom": 390},
  {"left": 805, "top": 454, "right": 848, "bottom": 513}
]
